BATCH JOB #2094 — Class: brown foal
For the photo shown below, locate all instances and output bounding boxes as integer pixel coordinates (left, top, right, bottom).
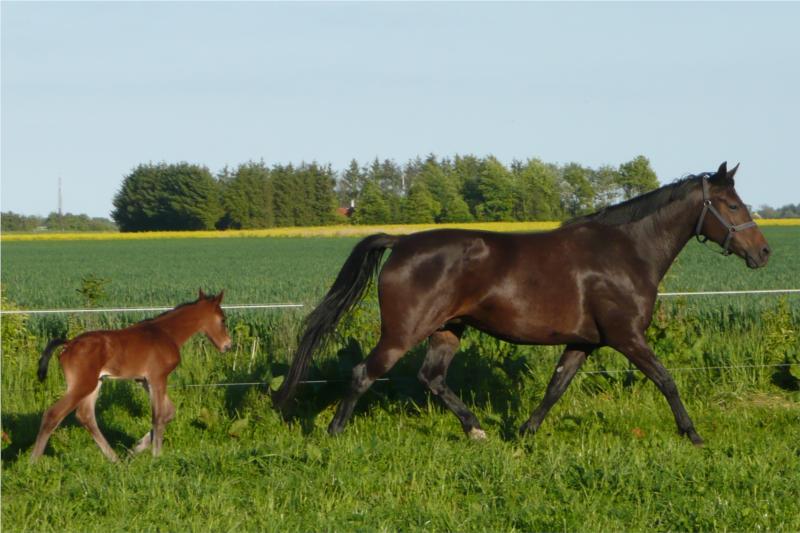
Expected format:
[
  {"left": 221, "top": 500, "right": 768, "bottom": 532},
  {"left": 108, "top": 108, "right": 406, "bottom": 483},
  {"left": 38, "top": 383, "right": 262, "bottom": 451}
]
[{"left": 31, "top": 290, "right": 231, "bottom": 463}]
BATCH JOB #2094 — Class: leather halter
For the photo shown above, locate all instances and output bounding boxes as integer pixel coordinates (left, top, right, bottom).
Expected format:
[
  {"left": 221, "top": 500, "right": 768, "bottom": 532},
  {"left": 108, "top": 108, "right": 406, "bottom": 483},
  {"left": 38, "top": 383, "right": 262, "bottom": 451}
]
[{"left": 694, "top": 176, "right": 758, "bottom": 255}]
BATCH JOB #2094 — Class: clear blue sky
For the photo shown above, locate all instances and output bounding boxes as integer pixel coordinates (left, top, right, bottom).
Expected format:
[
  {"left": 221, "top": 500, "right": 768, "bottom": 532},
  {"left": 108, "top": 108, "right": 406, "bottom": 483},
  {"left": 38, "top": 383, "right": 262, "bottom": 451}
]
[{"left": 2, "top": 2, "right": 798, "bottom": 218}]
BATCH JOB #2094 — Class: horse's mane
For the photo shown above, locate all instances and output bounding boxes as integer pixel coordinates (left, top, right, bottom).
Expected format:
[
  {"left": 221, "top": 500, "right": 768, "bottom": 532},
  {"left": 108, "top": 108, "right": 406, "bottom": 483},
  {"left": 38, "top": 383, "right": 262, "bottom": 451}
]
[{"left": 563, "top": 175, "right": 702, "bottom": 227}]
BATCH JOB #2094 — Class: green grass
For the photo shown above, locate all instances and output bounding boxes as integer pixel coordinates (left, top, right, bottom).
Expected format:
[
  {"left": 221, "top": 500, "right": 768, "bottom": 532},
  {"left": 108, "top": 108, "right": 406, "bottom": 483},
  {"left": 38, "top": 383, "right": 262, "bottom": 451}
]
[{"left": 2, "top": 227, "right": 799, "bottom": 532}]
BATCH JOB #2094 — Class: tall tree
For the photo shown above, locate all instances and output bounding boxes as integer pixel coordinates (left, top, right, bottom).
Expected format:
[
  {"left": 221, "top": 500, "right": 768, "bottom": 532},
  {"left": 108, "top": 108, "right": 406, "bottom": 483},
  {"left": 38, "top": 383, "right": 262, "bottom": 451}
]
[
  {"left": 589, "top": 165, "right": 622, "bottom": 209},
  {"left": 337, "top": 159, "right": 366, "bottom": 207},
  {"left": 352, "top": 181, "right": 390, "bottom": 225},
  {"left": 617, "top": 155, "right": 660, "bottom": 200},
  {"left": 513, "top": 158, "right": 562, "bottom": 221},
  {"left": 417, "top": 157, "right": 471, "bottom": 223},
  {"left": 219, "top": 161, "right": 273, "bottom": 229},
  {"left": 112, "top": 162, "right": 222, "bottom": 231},
  {"left": 402, "top": 156, "right": 425, "bottom": 193},
  {"left": 476, "top": 157, "right": 515, "bottom": 221},
  {"left": 304, "top": 162, "right": 338, "bottom": 226},
  {"left": 271, "top": 164, "right": 297, "bottom": 227},
  {"left": 366, "top": 158, "right": 404, "bottom": 222},
  {"left": 561, "top": 163, "right": 595, "bottom": 217},
  {"left": 401, "top": 180, "right": 439, "bottom": 223}
]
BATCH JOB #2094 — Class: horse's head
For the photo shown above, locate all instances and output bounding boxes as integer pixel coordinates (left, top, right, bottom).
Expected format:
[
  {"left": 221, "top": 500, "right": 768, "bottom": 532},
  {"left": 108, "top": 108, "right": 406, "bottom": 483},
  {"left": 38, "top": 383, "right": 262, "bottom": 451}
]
[
  {"left": 696, "top": 162, "right": 771, "bottom": 269},
  {"left": 197, "top": 289, "right": 232, "bottom": 352}
]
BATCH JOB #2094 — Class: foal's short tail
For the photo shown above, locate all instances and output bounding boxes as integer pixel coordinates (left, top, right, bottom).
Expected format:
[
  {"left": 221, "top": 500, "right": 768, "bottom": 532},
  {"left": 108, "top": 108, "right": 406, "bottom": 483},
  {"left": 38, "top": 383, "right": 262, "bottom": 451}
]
[
  {"left": 272, "top": 233, "right": 398, "bottom": 411},
  {"left": 38, "top": 338, "right": 67, "bottom": 382}
]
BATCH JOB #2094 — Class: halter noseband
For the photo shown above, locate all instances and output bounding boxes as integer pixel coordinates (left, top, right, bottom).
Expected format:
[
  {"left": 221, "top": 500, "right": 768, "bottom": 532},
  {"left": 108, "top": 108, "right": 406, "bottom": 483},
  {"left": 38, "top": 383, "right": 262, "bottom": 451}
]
[{"left": 694, "top": 175, "right": 758, "bottom": 255}]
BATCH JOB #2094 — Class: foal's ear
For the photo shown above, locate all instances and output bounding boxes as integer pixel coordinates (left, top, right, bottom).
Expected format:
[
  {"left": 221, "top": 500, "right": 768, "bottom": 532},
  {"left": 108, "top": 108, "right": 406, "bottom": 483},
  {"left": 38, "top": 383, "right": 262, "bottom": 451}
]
[
  {"left": 215, "top": 290, "right": 224, "bottom": 304},
  {"left": 198, "top": 288, "right": 206, "bottom": 300}
]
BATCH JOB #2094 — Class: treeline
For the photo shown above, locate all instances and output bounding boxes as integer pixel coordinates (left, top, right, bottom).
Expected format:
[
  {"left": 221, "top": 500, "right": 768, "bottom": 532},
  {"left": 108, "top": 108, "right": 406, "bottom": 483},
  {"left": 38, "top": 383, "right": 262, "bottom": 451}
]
[
  {"left": 757, "top": 203, "right": 800, "bottom": 218},
  {"left": 0, "top": 212, "right": 117, "bottom": 232},
  {"left": 111, "top": 155, "right": 663, "bottom": 232}
]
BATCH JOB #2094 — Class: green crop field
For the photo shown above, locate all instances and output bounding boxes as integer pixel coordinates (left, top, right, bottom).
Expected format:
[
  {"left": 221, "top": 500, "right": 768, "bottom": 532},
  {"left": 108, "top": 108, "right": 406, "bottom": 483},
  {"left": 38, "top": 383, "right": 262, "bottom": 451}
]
[{"left": 2, "top": 227, "right": 799, "bottom": 532}]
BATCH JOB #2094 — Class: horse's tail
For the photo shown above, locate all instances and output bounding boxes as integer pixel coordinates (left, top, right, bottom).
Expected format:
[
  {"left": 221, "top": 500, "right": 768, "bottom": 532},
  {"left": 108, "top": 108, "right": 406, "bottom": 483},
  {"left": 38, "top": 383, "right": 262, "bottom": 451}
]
[
  {"left": 272, "top": 233, "right": 398, "bottom": 411},
  {"left": 38, "top": 338, "right": 67, "bottom": 381}
]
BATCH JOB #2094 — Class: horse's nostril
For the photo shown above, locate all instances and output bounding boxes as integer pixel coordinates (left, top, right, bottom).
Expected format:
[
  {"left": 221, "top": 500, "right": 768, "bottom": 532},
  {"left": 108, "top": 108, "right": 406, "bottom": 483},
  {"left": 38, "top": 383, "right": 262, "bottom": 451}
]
[{"left": 762, "top": 246, "right": 771, "bottom": 256}]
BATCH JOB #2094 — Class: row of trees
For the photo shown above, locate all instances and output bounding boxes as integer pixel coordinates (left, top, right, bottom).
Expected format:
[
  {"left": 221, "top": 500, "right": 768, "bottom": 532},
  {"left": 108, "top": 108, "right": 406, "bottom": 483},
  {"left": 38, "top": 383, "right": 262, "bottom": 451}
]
[
  {"left": 0, "top": 212, "right": 116, "bottom": 232},
  {"left": 757, "top": 203, "right": 800, "bottom": 218},
  {"left": 111, "top": 155, "right": 662, "bottom": 231}
]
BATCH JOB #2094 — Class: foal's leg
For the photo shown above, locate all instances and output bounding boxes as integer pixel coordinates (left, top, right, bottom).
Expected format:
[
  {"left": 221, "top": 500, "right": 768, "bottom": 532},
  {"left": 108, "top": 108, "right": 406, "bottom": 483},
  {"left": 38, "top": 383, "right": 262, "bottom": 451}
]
[
  {"left": 132, "top": 379, "right": 153, "bottom": 454},
  {"left": 75, "top": 381, "right": 119, "bottom": 462},
  {"left": 613, "top": 336, "right": 703, "bottom": 445},
  {"left": 328, "top": 335, "right": 411, "bottom": 435},
  {"left": 30, "top": 382, "right": 94, "bottom": 462},
  {"left": 519, "top": 345, "right": 591, "bottom": 436},
  {"left": 148, "top": 376, "right": 176, "bottom": 457},
  {"left": 418, "top": 327, "right": 485, "bottom": 439}
]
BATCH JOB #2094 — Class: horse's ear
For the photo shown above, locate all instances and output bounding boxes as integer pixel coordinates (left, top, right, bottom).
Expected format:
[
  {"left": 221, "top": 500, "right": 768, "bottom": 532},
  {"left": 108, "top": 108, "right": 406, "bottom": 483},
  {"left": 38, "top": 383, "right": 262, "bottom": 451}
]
[
  {"left": 710, "top": 161, "right": 730, "bottom": 185},
  {"left": 727, "top": 162, "right": 740, "bottom": 184},
  {"left": 198, "top": 288, "right": 206, "bottom": 300},
  {"left": 215, "top": 290, "right": 224, "bottom": 304}
]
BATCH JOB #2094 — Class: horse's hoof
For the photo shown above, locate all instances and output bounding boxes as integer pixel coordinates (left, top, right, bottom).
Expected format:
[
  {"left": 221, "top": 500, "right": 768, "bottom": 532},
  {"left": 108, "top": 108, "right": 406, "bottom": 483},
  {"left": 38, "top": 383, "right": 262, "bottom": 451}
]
[{"left": 467, "top": 427, "right": 487, "bottom": 440}]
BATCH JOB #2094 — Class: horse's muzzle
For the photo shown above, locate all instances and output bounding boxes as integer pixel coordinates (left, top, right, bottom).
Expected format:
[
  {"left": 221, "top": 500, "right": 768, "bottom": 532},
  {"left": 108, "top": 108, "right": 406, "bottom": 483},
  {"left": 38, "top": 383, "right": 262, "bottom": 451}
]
[{"left": 745, "top": 245, "right": 771, "bottom": 269}]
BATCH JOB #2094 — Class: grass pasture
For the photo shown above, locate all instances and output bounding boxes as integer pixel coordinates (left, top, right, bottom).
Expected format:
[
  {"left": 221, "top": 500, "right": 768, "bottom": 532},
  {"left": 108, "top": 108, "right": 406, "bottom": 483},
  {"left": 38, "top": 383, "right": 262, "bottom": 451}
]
[{"left": 2, "top": 226, "right": 799, "bottom": 532}]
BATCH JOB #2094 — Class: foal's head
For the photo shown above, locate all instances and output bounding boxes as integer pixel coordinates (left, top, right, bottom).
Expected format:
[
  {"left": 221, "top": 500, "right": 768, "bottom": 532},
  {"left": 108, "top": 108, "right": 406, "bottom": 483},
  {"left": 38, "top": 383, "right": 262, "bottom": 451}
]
[
  {"left": 196, "top": 289, "right": 232, "bottom": 352},
  {"left": 697, "top": 162, "right": 771, "bottom": 268}
]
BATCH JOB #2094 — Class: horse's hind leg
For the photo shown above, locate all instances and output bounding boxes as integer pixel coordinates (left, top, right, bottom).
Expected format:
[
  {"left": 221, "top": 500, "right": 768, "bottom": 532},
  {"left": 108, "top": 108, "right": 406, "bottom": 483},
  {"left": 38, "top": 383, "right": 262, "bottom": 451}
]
[
  {"left": 418, "top": 326, "right": 485, "bottom": 439},
  {"left": 328, "top": 336, "right": 410, "bottom": 435},
  {"left": 519, "top": 345, "right": 592, "bottom": 437},
  {"left": 30, "top": 384, "right": 93, "bottom": 462},
  {"left": 132, "top": 379, "right": 153, "bottom": 454},
  {"left": 75, "top": 382, "right": 119, "bottom": 462}
]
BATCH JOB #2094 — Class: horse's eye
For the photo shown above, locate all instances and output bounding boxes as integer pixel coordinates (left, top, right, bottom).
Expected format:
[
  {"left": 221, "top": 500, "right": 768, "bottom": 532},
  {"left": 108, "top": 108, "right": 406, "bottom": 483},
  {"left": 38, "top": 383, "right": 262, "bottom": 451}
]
[{"left": 728, "top": 204, "right": 739, "bottom": 210}]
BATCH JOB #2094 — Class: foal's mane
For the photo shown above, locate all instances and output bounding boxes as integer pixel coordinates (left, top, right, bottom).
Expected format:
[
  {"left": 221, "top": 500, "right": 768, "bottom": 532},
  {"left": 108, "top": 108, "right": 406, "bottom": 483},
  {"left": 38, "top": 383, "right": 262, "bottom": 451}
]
[
  {"left": 136, "top": 297, "right": 208, "bottom": 325},
  {"left": 563, "top": 175, "right": 701, "bottom": 227}
]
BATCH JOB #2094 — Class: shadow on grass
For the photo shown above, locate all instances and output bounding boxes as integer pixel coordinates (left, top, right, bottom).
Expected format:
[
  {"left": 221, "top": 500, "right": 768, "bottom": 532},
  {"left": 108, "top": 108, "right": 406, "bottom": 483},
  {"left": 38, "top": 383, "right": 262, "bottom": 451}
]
[
  {"left": 2, "top": 380, "right": 149, "bottom": 465},
  {"left": 771, "top": 359, "right": 800, "bottom": 391},
  {"left": 274, "top": 335, "right": 548, "bottom": 440}
]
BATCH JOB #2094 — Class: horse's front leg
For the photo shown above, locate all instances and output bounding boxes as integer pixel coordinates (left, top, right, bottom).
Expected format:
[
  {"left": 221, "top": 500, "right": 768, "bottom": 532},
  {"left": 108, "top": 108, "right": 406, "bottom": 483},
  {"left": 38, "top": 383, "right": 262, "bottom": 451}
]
[{"left": 612, "top": 335, "right": 703, "bottom": 445}]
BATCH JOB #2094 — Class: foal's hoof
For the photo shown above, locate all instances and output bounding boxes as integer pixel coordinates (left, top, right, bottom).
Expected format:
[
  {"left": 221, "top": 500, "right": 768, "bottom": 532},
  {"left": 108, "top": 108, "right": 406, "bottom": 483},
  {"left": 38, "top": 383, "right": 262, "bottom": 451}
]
[{"left": 467, "top": 428, "right": 487, "bottom": 440}]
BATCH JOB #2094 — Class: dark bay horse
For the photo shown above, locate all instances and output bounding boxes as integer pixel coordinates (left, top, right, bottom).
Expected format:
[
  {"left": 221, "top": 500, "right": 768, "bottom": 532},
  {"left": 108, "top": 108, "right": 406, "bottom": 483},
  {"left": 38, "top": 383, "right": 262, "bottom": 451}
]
[
  {"left": 31, "top": 290, "right": 232, "bottom": 462},
  {"left": 274, "top": 162, "right": 770, "bottom": 445}
]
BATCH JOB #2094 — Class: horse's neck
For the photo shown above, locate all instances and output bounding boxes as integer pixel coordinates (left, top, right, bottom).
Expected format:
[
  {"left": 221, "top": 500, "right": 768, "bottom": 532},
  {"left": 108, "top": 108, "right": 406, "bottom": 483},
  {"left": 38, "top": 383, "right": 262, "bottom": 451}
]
[
  {"left": 153, "top": 305, "right": 203, "bottom": 347},
  {"left": 628, "top": 186, "right": 702, "bottom": 284}
]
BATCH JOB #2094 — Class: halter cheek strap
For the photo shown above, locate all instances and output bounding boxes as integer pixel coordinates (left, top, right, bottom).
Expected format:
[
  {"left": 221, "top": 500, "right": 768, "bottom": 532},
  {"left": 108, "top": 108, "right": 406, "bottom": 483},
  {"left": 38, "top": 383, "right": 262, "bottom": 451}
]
[{"left": 694, "top": 176, "right": 758, "bottom": 255}]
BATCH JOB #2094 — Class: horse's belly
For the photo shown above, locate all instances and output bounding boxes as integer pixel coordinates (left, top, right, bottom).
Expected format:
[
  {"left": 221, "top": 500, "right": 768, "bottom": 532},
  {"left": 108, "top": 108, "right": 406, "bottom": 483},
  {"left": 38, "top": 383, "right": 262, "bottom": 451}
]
[{"left": 463, "top": 299, "right": 601, "bottom": 345}]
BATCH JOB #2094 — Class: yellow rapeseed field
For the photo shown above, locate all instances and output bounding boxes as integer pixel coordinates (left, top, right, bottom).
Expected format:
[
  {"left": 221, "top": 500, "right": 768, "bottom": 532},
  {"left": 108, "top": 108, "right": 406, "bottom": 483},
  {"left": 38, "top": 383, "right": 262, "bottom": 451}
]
[{"left": 2, "top": 219, "right": 797, "bottom": 242}]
